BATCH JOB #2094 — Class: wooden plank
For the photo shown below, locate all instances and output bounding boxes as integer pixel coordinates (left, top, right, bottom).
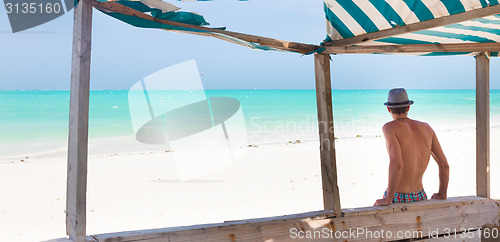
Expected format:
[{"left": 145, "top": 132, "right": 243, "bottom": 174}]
[
  {"left": 343, "top": 196, "right": 488, "bottom": 217},
  {"left": 66, "top": 0, "right": 93, "bottom": 241},
  {"left": 476, "top": 53, "right": 490, "bottom": 198},
  {"left": 90, "top": 0, "right": 319, "bottom": 54},
  {"left": 314, "top": 53, "right": 341, "bottom": 213},
  {"left": 481, "top": 224, "right": 500, "bottom": 242},
  {"left": 324, "top": 4, "right": 500, "bottom": 47},
  {"left": 323, "top": 42, "right": 500, "bottom": 54},
  {"left": 91, "top": 197, "right": 500, "bottom": 242},
  {"left": 223, "top": 210, "right": 336, "bottom": 224}
]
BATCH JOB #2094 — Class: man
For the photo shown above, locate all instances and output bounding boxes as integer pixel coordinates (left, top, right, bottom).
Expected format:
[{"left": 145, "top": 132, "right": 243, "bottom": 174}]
[{"left": 374, "top": 88, "right": 449, "bottom": 206}]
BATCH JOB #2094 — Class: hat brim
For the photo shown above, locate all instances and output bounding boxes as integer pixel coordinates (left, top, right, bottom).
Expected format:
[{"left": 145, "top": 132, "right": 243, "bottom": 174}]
[{"left": 384, "top": 100, "right": 414, "bottom": 108}]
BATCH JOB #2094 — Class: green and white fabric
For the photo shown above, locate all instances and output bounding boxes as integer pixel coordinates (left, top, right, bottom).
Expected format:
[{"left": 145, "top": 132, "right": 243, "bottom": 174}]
[
  {"left": 324, "top": 0, "right": 500, "bottom": 56},
  {"left": 94, "top": 0, "right": 285, "bottom": 52},
  {"left": 93, "top": 0, "right": 500, "bottom": 56},
  {"left": 96, "top": 0, "right": 210, "bottom": 26}
]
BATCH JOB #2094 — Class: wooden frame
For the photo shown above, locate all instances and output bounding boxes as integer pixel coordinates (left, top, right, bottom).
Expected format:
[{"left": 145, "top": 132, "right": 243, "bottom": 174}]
[
  {"left": 314, "top": 54, "right": 341, "bottom": 214},
  {"left": 323, "top": 43, "right": 500, "bottom": 54},
  {"left": 476, "top": 53, "right": 491, "bottom": 198},
  {"left": 87, "top": 197, "right": 499, "bottom": 241},
  {"left": 66, "top": 0, "right": 93, "bottom": 241},
  {"left": 63, "top": 1, "right": 498, "bottom": 241}
]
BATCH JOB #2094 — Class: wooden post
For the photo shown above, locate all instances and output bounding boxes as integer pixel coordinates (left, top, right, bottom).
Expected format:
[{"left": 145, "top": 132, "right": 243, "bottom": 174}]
[
  {"left": 66, "top": 0, "right": 92, "bottom": 240},
  {"left": 476, "top": 53, "right": 490, "bottom": 198},
  {"left": 314, "top": 53, "right": 341, "bottom": 214}
]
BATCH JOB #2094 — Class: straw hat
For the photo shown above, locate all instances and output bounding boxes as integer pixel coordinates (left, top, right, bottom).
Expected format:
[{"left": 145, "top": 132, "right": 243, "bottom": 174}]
[{"left": 384, "top": 88, "right": 414, "bottom": 108}]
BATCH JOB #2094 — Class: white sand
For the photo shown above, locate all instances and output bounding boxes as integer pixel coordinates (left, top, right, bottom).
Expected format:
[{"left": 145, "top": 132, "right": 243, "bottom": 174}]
[{"left": 0, "top": 127, "right": 499, "bottom": 241}]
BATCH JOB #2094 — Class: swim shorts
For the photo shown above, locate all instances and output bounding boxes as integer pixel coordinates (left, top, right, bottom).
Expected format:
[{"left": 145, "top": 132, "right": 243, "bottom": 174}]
[{"left": 383, "top": 189, "right": 428, "bottom": 203}]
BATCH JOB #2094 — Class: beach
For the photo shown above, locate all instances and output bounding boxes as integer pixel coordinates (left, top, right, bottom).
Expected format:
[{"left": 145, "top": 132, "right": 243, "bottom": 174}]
[
  {"left": 3, "top": 0, "right": 500, "bottom": 238},
  {"left": 0, "top": 126, "right": 499, "bottom": 241},
  {"left": 1, "top": 89, "right": 499, "bottom": 241}
]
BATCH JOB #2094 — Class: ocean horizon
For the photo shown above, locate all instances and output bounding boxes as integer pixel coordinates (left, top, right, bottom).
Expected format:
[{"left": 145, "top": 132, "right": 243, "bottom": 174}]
[{"left": 1, "top": 89, "right": 499, "bottom": 159}]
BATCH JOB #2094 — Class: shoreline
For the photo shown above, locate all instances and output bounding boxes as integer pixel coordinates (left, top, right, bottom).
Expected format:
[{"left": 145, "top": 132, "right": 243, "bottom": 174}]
[{"left": 2, "top": 122, "right": 499, "bottom": 163}]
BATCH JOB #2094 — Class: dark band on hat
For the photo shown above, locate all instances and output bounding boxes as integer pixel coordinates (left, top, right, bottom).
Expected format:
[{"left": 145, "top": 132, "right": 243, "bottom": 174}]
[{"left": 386, "top": 100, "right": 411, "bottom": 106}]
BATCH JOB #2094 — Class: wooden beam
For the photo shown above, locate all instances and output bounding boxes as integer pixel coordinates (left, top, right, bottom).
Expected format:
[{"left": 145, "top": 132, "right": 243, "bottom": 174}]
[
  {"left": 325, "top": 4, "right": 500, "bottom": 47},
  {"left": 66, "top": 0, "right": 93, "bottom": 240},
  {"left": 476, "top": 53, "right": 490, "bottom": 198},
  {"left": 91, "top": 0, "right": 319, "bottom": 54},
  {"left": 314, "top": 54, "right": 341, "bottom": 214},
  {"left": 91, "top": 197, "right": 500, "bottom": 242},
  {"left": 323, "top": 42, "right": 500, "bottom": 54}
]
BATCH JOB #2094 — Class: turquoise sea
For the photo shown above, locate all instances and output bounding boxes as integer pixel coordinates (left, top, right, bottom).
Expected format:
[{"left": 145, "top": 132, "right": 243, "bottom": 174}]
[{"left": 1, "top": 89, "right": 499, "bottom": 158}]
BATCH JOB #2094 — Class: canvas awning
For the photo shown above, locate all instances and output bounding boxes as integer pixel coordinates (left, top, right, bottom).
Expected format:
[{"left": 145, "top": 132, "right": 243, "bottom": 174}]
[
  {"left": 323, "top": 0, "right": 500, "bottom": 56},
  {"left": 90, "top": 0, "right": 500, "bottom": 56},
  {"left": 91, "top": 0, "right": 319, "bottom": 54}
]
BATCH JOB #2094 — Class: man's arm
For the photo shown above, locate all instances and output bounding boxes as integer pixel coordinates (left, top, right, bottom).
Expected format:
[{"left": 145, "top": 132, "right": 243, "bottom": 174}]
[
  {"left": 430, "top": 130, "right": 449, "bottom": 199},
  {"left": 375, "top": 124, "right": 404, "bottom": 206}
]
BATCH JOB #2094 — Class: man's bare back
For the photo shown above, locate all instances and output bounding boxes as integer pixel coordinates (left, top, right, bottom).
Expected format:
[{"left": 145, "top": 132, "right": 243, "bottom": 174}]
[
  {"left": 374, "top": 88, "right": 449, "bottom": 206},
  {"left": 383, "top": 119, "right": 434, "bottom": 193}
]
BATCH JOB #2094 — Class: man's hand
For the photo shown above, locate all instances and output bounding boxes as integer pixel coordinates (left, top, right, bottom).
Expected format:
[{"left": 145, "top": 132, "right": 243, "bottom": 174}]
[
  {"left": 374, "top": 198, "right": 392, "bottom": 206},
  {"left": 431, "top": 193, "right": 447, "bottom": 200}
]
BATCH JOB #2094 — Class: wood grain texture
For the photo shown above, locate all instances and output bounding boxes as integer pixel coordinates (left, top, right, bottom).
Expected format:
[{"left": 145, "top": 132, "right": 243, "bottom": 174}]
[
  {"left": 476, "top": 53, "right": 490, "bottom": 198},
  {"left": 91, "top": 197, "right": 500, "bottom": 242},
  {"left": 314, "top": 54, "right": 341, "bottom": 213},
  {"left": 66, "top": 0, "right": 93, "bottom": 241},
  {"left": 323, "top": 43, "right": 500, "bottom": 54},
  {"left": 325, "top": 4, "right": 500, "bottom": 47}
]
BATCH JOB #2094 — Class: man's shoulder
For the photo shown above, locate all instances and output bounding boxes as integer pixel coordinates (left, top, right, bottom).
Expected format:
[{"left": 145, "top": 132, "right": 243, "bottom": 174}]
[
  {"left": 410, "top": 119, "right": 433, "bottom": 129},
  {"left": 383, "top": 119, "right": 433, "bottom": 131},
  {"left": 382, "top": 121, "right": 397, "bottom": 132}
]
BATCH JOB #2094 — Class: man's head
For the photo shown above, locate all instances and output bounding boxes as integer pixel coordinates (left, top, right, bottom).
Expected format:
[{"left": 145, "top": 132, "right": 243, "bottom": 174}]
[
  {"left": 388, "top": 106, "right": 409, "bottom": 115},
  {"left": 384, "top": 88, "right": 413, "bottom": 115}
]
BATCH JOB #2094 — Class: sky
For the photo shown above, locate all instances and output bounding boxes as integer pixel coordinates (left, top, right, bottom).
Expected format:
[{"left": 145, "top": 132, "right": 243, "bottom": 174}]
[{"left": 0, "top": 0, "right": 499, "bottom": 90}]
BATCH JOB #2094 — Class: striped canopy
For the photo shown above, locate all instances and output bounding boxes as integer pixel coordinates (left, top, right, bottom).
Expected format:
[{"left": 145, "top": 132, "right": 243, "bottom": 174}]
[
  {"left": 90, "top": 0, "right": 500, "bottom": 55},
  {"left": 91, "top": 0, "right": 317, "bottom": 54},
  {"left": 323, "top": 0, "right": 500, "bottom": 56}
]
